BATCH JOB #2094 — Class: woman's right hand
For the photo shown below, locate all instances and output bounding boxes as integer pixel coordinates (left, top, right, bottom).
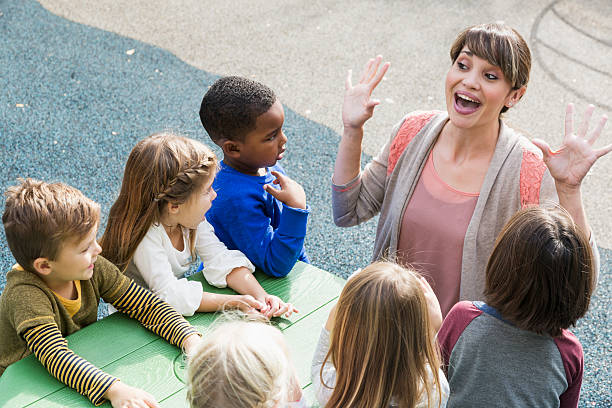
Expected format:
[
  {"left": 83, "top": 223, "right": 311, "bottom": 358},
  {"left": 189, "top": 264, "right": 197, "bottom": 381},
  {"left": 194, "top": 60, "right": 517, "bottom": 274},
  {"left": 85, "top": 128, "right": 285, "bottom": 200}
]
[{"left": 342, "top": 55, "right": 390, "bottom": 130}]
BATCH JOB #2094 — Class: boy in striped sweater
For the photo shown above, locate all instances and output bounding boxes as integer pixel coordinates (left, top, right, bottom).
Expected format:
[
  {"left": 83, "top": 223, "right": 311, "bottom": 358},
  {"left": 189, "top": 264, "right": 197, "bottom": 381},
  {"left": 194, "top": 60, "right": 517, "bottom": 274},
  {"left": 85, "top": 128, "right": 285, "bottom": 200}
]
[{"left": 0, "top": 179, "right": 201, "bottom": 407}]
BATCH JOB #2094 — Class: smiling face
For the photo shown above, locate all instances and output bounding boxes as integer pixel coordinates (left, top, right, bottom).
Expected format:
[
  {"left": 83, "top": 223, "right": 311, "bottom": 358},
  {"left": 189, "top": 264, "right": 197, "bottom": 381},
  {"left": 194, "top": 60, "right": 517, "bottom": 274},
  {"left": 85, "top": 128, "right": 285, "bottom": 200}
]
[
  {"left": 445, "top": 47, "right": 524, "bottom": 131},
  {"left": 225, "top": 99, "right": 287, "bottom": 175},
  {"left": 48, "top": 225, "right": 102, "bottom": 283}
]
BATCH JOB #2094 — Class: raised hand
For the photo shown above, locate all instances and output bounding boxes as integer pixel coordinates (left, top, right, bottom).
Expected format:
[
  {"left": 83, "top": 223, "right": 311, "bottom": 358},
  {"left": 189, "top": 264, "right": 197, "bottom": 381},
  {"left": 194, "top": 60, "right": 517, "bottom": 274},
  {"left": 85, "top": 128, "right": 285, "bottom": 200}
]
[
  {"left": 263, "top": 171, "right": 306, "bottom": 209},
  {"left": 532, "top": 103, "right": 611, "bottom": 191},
  {"left": 342, "top": 55, "right": 390, "bottom": 130}
]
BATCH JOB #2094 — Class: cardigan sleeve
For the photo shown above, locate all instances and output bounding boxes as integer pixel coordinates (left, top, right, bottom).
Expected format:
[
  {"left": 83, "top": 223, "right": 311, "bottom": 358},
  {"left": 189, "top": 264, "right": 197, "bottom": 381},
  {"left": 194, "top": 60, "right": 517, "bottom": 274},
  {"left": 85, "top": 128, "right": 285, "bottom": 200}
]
[
  {"left": 195, "top": 220, "right": 255, "bottom": 288},
  {"left": 331, "top": 119, "right": 404, "bottom": 227}
]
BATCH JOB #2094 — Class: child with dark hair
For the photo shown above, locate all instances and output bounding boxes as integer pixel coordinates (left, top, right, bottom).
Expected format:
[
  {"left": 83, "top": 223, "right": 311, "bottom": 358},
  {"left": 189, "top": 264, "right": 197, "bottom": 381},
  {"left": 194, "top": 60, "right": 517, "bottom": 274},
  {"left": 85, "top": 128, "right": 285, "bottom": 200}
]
[
  {"left": 438, "top": 205, "right": 596, "bottom": 408},
  {"left": 199, "top": 76, "right": 309, "bottom": 278}
]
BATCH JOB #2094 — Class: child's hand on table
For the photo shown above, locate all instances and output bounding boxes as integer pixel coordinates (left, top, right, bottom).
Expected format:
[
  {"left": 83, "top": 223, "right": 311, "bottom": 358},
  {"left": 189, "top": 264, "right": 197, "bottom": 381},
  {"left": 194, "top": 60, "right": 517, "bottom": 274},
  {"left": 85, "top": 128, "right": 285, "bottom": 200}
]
[
  {"left": 105, "top": 381, "right": 159, "bottom": 408},
  {"left": 182, "top": 333, "right": 202, "bottom": 356},
  {"left": 257, "top": 294, "right": 298, "bottom": 319}
]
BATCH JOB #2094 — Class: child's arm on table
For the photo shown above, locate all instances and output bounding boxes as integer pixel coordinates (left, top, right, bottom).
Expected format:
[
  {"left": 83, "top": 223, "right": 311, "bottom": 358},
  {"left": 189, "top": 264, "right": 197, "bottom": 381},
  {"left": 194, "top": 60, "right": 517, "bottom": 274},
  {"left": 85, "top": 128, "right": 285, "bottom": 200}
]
[
  {"left": 132, "top": 227, "right": 260, "bottom": 316},
  {"left": 195, "top": 220, "right": 297, "bottom": 318},
  {"left": 22, "top": 323, "right": 158, "bottom": 407}
]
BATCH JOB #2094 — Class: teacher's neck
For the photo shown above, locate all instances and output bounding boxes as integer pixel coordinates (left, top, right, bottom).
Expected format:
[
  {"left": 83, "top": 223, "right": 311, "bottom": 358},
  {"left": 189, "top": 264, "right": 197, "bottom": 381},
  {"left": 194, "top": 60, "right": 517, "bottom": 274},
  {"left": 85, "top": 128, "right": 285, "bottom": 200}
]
[{"left": 438, "top": 119, "right": 500, "bottom": 161}]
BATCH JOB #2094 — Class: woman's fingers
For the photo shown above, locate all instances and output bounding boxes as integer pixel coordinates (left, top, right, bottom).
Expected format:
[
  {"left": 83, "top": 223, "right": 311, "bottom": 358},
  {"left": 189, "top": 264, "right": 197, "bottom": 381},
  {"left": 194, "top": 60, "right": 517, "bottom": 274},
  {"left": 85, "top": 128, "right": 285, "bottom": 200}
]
[
  {"left": 370, "top": 61, "right": 390, "bottom": 91},
  {"left": 595, "top": 143, "right": 612, "bottom": 159},
  {"left": 578, "top": 104, "right": 595, "bottom": 138},
  {"left": 345, "top": 69, "right": 353, "bottom": 91},
  {"left": 366, "top": 55, "right": 382, "bottom": 83},
  {"left": 531, "top": 138, "right": 553, "bottom": 161},
  {"left": 359, "top": 58, "right": 375, "bottom": 83},
  {"left": 588, "top": 114, "right": 608, "bottom": 146}
]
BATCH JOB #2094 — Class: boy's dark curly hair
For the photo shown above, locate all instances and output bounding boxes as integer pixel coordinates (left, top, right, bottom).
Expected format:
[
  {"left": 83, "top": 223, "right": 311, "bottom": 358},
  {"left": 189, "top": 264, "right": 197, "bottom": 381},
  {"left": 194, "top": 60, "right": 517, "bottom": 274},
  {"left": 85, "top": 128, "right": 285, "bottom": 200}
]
[{"left": 199, "top": 76, "right": 277, "bottom": 143}]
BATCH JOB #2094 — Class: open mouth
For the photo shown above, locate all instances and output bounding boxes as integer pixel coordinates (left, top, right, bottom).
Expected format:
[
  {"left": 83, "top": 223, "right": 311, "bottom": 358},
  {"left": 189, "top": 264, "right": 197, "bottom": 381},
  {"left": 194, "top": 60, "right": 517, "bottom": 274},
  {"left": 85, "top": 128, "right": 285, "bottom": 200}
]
[{"left": 454, "top": 92, "right": 481, "bottom": 114}]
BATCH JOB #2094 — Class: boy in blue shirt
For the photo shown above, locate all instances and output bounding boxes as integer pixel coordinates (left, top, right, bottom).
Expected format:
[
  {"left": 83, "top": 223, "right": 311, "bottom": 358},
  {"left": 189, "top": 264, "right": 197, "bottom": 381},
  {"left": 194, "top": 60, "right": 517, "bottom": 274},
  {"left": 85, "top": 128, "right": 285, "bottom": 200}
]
[{"left": 199, "top": 76, "right": 310, "bottom": 278}]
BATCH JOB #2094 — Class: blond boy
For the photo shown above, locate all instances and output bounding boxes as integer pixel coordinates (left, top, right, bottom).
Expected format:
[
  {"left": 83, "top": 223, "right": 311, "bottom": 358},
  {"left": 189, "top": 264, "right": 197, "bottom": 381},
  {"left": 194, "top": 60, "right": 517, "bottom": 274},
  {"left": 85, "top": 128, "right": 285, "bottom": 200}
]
[{"left": 0, "top": 179, "right": 200, "bottom": 407}]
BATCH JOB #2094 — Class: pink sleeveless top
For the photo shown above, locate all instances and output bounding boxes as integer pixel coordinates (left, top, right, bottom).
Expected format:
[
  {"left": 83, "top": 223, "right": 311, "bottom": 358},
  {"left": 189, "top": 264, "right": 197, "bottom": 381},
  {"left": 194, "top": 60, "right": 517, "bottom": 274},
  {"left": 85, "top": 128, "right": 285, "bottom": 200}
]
[{"left": 397, "top": 152, "right": 479, "bottom": 317}]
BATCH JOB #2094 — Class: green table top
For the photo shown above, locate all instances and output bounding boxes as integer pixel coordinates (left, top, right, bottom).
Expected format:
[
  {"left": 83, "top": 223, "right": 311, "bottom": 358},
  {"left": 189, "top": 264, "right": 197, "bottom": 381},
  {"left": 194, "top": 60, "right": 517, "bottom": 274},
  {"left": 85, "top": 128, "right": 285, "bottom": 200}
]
[{"left": 0, "top": 262, "right": 345, "bottom": 407}]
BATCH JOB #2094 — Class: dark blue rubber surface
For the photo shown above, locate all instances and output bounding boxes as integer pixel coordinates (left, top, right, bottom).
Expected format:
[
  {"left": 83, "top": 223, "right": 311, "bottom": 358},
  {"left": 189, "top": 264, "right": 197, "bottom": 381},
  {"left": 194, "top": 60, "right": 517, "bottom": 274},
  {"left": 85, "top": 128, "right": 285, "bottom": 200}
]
[{"left": 0, "top": 1, "right": 609, "bottom": 405}]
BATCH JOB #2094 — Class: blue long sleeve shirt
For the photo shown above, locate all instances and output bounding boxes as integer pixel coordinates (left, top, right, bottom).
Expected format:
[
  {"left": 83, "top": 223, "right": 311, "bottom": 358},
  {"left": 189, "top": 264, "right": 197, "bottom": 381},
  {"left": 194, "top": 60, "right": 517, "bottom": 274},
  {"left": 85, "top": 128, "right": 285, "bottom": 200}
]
[{"left": 206, "top": 162, "right": 310, "bottom": 277}]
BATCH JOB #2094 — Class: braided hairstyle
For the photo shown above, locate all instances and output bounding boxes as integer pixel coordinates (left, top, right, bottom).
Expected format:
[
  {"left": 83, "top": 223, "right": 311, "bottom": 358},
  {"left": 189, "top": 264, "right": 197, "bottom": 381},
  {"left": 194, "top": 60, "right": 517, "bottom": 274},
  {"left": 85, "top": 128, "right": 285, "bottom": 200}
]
[{"left": 101, "top": 132, "right": 217, "bottom": 271}]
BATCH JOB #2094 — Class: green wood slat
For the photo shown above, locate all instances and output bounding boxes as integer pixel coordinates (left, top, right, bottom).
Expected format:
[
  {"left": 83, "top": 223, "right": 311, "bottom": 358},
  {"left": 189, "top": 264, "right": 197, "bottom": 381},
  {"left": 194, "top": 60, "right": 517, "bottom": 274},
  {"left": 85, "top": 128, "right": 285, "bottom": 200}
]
[
  {"left": 28, "top": 338, "right": 185, "bottom": 408},
  {"left": 2, "top": 262, "right": 345, "bottom": 407},
  {"left": 160, "top": 387, "right": 188, "bottom": 407},
  {"left": 282, "top": 300, "right": 336, "bottom": 386},
  {"left": 302, "top": 383, "right": 321, "bottom": 408},
  {"left": 188, "top": 262, "right": 344, "bottom": 331},
  {"left": 0, "top": 358, "right": 63, "bottom": 408},
  {"left": 0, "top": 311, "right": 159, "bottom": 407}
]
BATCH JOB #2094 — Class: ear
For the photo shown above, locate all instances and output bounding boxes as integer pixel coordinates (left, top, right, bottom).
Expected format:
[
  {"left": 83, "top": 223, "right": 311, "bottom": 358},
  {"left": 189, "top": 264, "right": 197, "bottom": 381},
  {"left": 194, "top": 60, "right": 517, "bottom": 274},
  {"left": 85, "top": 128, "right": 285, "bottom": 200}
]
[
  {"left": 166, "top": 201, "right": 181, "bottom": 215},
  {"left": 506, "top": 86, "right": 526, "bottom": 108},
  {"left": 221, "top": 139, "right": 242, "bottom": 159},
  {"left": 32, "top": 257, "right": 53, "bottom": 276}
]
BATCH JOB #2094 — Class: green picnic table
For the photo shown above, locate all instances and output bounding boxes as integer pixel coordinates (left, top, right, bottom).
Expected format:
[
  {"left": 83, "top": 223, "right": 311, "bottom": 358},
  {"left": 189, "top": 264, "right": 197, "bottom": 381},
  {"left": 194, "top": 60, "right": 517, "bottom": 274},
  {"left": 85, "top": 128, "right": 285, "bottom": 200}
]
[{"left": 0, "top": 262, "right": 345, "bottom": 407}]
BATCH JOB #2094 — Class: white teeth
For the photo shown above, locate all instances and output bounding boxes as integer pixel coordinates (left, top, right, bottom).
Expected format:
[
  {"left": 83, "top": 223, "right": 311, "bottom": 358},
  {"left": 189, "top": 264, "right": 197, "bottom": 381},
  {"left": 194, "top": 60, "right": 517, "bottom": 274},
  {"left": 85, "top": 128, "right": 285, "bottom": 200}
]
[{"left": 457, "top": 94, "right": 479, "bottom": 104}]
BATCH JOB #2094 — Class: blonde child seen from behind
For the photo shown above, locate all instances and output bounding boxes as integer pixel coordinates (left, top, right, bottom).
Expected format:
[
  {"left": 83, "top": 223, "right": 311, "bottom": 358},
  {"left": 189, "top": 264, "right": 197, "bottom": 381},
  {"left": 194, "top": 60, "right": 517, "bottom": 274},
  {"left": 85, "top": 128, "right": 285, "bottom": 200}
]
[
  {"left": 101, "top": 133, "right": 296, "bottom": 318},
  {"left": 311, "top": 261, "right": 449, "bottom": 408},
  {"left": 187, "top": 319, "right": 306, "bottom": 408}
]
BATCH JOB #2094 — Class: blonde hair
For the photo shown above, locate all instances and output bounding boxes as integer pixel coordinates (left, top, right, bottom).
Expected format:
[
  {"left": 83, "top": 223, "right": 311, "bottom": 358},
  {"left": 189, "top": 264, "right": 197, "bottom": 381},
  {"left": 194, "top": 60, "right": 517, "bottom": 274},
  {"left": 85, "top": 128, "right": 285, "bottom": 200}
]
[
  {"left": 323, "top": 261, "right": 443, "bottom": 408},
  {"left": 187, "top": 320, "right": 292, "bottom": 408},
  {"left": 2, "top": 178, "right": 100, "bottom": 273},
  {"left": 101, "top": 132, "right": 217, "bottom": 271}
]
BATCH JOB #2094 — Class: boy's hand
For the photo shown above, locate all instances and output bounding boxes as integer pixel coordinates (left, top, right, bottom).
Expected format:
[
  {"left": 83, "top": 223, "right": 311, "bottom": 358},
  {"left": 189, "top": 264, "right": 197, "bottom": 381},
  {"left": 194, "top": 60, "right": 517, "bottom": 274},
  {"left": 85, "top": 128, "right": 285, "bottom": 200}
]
[
  {"left": 418, "top": 276, "right": 442, "bottom": 334},
  {"left": 258, "top": 294, "right": 298, "bottom": 319},
  {"left": 264, "top": 171, "right": 306, "bottom": 209},
  {"left": 105, "top": 381, "right": 159, "bottom": 408}
]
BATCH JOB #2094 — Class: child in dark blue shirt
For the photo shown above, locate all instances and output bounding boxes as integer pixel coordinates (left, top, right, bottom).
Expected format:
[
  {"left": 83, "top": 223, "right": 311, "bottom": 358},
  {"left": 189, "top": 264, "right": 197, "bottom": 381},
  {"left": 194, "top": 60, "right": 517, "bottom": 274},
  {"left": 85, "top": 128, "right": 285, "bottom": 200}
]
[{"left": 199, "top": 77, "right": 309, "bottom": 277}]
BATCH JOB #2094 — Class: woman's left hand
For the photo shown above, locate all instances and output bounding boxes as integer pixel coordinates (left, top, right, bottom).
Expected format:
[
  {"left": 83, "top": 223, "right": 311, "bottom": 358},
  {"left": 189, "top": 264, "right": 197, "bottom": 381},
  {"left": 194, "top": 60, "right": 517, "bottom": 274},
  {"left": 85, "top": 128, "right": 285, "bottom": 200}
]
[{"left": 532, "top": 103, "right": 611, "bottom": 191}]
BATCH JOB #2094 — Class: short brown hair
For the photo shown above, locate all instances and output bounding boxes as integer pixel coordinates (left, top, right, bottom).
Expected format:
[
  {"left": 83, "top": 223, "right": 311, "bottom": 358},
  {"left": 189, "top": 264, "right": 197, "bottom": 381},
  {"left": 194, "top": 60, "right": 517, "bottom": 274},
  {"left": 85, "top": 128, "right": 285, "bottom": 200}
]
[
  {"left": 485, "top": 206, "right": 595, "bottom": 337},
  {"left": 450, "top": 23, "right": 531, "bottom": 113},
  {"left": 2, "top": 179, "right": 100, "bottom": 273}
]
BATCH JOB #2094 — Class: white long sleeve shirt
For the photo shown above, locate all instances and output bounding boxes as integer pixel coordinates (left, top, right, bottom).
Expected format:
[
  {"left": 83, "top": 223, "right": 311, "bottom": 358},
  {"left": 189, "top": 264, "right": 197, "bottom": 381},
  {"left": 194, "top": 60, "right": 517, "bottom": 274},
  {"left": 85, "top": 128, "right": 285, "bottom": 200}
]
[{"left": 124, "top": 220, "right": 255, "bottom": 316}]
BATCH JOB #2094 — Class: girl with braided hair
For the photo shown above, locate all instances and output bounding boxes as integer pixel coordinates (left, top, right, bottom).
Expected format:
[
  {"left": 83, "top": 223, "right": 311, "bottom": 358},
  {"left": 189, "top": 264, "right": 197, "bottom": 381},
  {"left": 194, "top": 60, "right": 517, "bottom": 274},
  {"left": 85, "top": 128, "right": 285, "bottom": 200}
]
[{"left": 101, "top": 132, "right": 296, "bottom": 318}]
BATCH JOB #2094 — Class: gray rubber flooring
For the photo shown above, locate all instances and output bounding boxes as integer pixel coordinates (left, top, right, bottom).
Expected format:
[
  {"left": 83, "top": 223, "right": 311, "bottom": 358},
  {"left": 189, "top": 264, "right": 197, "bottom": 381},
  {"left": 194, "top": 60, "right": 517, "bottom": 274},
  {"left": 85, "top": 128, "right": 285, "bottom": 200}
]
[{"left": 0, "top": 1, "right": 609, "bottom": 406}]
